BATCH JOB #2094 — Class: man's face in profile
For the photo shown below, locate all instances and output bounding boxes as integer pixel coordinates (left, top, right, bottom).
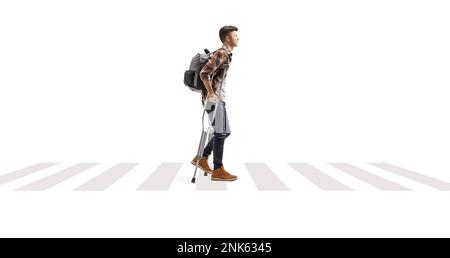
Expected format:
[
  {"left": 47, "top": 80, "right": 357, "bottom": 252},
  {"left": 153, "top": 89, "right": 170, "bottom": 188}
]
[{"left": 228, "top": 31, "right": 239, "bottom": 47}]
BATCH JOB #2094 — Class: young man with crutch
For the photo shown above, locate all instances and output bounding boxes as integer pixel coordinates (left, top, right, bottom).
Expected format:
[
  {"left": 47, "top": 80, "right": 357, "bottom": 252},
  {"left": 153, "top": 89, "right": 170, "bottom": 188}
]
[{"left": 191, "top": 25, "right": 239, "bottom": 182}]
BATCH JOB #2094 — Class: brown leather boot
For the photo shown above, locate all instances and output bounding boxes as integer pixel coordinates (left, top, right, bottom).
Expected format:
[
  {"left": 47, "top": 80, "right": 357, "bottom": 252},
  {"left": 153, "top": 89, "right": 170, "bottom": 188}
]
[
  {"left": 211, "top": 165, "right": 237, "bottom": 181},
  {"left": 191, "top": 156, "right": 214, "bottom": 174}
]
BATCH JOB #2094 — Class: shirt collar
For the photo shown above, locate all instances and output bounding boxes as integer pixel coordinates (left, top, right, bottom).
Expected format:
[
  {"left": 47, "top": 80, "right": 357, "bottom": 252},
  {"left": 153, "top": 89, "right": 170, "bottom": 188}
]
[{"left": 222, "top": 46, "right": 232, "bottom": 56}]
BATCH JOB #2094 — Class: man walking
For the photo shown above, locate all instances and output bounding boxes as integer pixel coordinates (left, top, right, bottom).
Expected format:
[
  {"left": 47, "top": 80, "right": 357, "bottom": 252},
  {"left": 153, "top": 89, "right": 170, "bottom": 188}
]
[{"left": 191, "top": 25, "right": 239, "bottom": 181}]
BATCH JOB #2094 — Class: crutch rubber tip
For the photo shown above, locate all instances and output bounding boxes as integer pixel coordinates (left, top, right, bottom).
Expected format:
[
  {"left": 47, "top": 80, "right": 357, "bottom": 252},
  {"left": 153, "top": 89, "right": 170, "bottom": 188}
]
[{"left": 191, "top": 177, "right": 196, "bottom": 183}]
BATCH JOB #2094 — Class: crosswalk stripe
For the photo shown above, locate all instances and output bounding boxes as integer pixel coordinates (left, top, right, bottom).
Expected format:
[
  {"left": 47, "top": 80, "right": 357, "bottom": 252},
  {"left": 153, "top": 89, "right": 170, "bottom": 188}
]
[
  {"left": 328, "top": 163, "right": 410, "bottom": 191},
  {"left": 16, "top": 163, "right": 99, "bottom": 191},
  {"left": 75, "top": 163, "right": 138, "bottom": 191},
  {"left": 137, "top": 163, "right": 182, "bottom": 191},
  {"left": 0, "top": 163, "right": 59, "bottom": 186},
  {"left": 196, "top": 170, "right": 227, "bottom": 191},
  {"left": 224, "top": 162, "right": 259, "bottom": 191},
  {"left": 244, "top": 163, "right": 289, "bottom": 191},
  {"left": 368, "top": 163, "right": 450, "bottom": 191},
  {"left": 288, "top": 163, "right": 352, "bottom": 190}
]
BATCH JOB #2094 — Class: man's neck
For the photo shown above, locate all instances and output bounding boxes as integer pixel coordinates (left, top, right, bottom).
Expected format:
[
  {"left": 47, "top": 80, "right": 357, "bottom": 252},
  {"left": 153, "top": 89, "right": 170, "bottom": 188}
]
[{"left": 222, "top": 44, "right": 233, "bottom": 54}]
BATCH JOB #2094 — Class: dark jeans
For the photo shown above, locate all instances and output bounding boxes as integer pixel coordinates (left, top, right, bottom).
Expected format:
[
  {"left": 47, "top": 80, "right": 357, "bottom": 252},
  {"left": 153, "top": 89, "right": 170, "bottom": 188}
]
[{"left": 202, "top": 132, "right": 230, "bottom": 170}]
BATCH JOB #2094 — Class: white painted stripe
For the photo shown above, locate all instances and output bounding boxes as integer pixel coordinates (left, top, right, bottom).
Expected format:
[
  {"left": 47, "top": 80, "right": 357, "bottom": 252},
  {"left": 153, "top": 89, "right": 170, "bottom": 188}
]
[
  {"left": 328, "top": 163, "right": 410, "bottom": 191},
  {"left": 0, "top": 163, "right": 59, "bottom": 186},
  {"left": 17, "top": 163, "right": 99, "bottom": 191},
  {"left": 245, "top": 163, "right": 289, "bottom": 191},
  {"left": 369, "top": 163, "right": 450, "bottom": 190},
  {"left": 137, "top": 163, "right": 182, "bottom": 191},
  {"left": 75, "top": 163, "right": 138, "bottom": 191},
  {"left": 289, "top": 163, "right": 352, "bottom": 190}
]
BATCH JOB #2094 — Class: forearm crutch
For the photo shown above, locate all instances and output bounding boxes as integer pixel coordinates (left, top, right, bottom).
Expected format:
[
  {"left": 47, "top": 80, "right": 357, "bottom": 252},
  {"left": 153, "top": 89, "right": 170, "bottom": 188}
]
[{"left": 191, "top": 71, "right": 227, "bottom": 184}]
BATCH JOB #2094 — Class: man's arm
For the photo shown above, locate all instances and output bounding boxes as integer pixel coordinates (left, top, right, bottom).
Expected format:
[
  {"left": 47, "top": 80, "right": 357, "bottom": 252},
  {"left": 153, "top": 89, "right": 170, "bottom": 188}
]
[{"left": 200, "top": 50, "right": 227, "bottom": 98}]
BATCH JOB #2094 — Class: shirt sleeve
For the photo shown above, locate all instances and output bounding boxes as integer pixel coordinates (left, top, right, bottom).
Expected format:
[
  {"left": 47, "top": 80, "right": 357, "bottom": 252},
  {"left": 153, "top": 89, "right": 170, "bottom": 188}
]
[{"left": 200, "top": 50, "right": 227, "bottom": 81}]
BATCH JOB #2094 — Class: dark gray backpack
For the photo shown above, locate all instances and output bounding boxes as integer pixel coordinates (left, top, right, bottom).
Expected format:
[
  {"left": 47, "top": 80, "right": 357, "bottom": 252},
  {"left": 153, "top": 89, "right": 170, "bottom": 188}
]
[{"left": 184, "top": 49, "right": 219, "bottom": 94}]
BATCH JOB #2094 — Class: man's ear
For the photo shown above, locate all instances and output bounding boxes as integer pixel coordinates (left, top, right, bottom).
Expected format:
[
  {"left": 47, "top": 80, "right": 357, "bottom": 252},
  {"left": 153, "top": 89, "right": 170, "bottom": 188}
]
[{"left": 225, "top": 35, "right": 231, "bottom": 43}]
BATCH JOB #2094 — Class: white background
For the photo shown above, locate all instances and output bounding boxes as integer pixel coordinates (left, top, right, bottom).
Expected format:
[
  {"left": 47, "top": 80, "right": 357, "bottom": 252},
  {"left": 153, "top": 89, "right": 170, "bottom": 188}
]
[{"left": 1, "top": 0, "right": 450, "bottom": 237}]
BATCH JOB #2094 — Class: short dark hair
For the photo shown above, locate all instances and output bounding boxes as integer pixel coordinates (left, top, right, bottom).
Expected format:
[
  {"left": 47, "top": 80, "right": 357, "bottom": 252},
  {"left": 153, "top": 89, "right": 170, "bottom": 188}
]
[{"left": 219, "top": 25, "right": 238, "bottom": 43}]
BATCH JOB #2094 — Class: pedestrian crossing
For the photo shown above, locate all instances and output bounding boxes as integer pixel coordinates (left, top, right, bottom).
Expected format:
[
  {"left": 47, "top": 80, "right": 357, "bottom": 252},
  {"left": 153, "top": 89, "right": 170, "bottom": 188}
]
[
  {"left": 328, "top": 163, "right": 410, "bottom": 191},
  {"left": 0, "top": 162, "right": 449, "bottom": 191},
  {"left": 288, "top": 163, "right": 352, "bottom": 191}
]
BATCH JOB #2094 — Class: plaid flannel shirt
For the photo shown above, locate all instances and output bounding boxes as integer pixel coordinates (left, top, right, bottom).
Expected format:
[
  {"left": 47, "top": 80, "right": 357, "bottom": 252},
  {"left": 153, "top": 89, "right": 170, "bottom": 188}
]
[{"left": 200, "top": 47, "right": 232, "bottom": 100}]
